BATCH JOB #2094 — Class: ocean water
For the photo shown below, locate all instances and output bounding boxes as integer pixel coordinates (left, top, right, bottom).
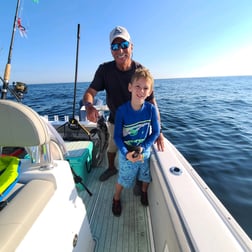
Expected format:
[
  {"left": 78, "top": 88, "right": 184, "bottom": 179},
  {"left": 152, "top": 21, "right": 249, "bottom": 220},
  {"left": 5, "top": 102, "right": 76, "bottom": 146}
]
[{"left": 8, "top": 76, "right": 252, "bottom": 238}]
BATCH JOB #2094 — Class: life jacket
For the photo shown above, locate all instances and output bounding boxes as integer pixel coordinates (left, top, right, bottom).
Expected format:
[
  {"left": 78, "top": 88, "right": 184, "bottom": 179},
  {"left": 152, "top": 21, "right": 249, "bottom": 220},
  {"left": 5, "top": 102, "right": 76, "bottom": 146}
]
[{"left": 0, "top": 156, "right": 20, "bottom": 200}]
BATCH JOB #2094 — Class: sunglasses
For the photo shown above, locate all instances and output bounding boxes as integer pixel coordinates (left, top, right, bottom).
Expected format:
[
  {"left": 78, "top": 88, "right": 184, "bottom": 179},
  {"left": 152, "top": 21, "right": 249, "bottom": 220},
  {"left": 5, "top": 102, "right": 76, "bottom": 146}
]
[{"left": 111, "top": 41, "right": 130, "bottom": 51}]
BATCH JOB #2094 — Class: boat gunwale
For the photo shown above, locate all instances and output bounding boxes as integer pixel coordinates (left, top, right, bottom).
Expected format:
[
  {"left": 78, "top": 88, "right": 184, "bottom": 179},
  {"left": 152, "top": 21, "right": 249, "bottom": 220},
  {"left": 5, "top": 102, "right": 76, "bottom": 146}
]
[{"left": 150, "top": 139, "right": 252, "bottom": 252}]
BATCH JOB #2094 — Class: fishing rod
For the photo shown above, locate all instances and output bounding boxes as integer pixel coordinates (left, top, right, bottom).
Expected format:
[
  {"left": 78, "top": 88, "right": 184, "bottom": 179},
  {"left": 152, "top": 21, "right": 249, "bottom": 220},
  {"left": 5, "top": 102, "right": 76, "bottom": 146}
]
[
  {"left": 66, "top": 24, "right": 91, "bottom": 136},
  {"left": 56, "top": 24, "right": 91, "bottom": 137},
  {"left": 72, "top": 23, "right": 80, "bottom": 120},
  {"left": 1, "top": 0, "right": 21, "bottom": 100}
]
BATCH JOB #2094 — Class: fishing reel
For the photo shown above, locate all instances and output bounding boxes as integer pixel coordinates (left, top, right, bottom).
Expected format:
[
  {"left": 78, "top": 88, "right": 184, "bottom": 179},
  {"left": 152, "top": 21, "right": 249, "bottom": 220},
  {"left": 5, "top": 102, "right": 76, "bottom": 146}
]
[
  {"left": 0, "top": 76, "right": 28, "bottom": 102},
  {"left": 12, "top": 81, "right": 28, "bottom": 100}
]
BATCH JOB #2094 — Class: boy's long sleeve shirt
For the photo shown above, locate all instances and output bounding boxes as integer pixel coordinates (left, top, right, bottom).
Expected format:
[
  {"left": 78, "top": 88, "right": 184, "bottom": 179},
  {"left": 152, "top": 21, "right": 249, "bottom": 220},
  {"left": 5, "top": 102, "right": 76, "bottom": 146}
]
[{"left": 114, "top": 101, "right": 160, "bottom": 157}]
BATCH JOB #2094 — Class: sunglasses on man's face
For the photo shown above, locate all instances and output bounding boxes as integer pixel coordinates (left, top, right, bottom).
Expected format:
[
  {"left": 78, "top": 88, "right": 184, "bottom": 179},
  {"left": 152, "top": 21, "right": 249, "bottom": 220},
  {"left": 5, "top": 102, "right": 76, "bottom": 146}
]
[{"left": 111, "top": 41, "right": 130, "bottom": 51}]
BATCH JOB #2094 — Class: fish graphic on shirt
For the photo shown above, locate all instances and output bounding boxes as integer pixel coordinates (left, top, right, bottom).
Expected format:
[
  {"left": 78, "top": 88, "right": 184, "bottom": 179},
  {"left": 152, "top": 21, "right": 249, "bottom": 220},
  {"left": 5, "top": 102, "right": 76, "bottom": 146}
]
[{"left": 123, "top": 121, "right": 150, "bottom": 137}]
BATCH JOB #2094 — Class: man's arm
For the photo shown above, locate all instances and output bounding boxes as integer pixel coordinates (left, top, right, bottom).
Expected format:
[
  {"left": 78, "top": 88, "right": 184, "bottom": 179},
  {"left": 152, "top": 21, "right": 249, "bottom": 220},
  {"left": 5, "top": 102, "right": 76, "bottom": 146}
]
[{"left": 149, "top": 97, "right": 165, "bottom": 152}]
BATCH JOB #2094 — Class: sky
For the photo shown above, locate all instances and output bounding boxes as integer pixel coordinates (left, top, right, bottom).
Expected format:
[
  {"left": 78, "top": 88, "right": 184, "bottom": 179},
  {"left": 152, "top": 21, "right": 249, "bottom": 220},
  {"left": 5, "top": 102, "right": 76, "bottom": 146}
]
[{"left": 0, "top": 0, "right": 252, "bottom": 84}]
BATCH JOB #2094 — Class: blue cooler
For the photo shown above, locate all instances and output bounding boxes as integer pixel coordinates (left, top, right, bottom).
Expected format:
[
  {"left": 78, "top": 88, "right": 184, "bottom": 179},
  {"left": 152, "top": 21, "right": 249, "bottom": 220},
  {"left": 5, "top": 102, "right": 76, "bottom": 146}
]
[{"left": 65, "top": 141, "right": 93, "bottom": 191}]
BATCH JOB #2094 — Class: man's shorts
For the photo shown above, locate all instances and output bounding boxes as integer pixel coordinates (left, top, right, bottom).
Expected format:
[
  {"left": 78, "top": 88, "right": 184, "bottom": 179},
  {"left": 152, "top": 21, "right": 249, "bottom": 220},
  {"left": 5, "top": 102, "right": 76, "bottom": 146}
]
[
  {"left": 107, "top": 122, "right": 118, "bottom": 153},
  {"left": 117, "top": 151, "right": 151, "bottom": 188}
]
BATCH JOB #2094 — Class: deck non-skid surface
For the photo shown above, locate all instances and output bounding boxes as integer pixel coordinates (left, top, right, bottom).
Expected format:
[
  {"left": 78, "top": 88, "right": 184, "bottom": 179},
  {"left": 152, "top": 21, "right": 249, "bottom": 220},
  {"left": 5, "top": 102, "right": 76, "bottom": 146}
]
[{"left": 79, "top": 167, "right": 152, "bottom": 252}]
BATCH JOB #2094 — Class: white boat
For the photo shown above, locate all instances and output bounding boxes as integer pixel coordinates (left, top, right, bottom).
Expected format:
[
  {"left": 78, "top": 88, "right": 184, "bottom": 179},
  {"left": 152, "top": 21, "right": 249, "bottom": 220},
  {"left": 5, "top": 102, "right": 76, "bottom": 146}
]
[
  {"left": 0, "top": 99, "right": 251, "bottom": 252},
  {"left": 0, "top": 99, "right": 94, "bottom": 252},
  {"left": 1, "top": 2, "right": 251, "bottom": 250}
]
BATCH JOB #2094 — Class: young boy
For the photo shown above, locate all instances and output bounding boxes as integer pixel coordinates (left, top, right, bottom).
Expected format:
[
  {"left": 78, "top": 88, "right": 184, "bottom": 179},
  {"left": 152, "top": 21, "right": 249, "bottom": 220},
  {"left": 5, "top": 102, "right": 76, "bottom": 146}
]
[{"left": 112, "top": 68, "right": 160, "bottom": 216}]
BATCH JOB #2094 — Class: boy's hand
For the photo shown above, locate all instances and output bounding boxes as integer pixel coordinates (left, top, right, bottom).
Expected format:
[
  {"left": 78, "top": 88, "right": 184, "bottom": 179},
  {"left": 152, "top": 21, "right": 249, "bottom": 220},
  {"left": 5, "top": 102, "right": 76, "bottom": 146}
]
[
  {"left": 132, "top": 146, "right": 143, "bottom": 158},
  {"left": 126, "top": 151, "right": 143, "bottom": 163}
]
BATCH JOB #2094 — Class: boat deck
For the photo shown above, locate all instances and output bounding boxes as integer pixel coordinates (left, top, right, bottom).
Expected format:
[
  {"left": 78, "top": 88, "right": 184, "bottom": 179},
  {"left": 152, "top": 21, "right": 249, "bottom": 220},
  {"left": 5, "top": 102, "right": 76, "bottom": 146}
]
[{"left": 79, "top": 166, "right": 153, "bottom": 252}]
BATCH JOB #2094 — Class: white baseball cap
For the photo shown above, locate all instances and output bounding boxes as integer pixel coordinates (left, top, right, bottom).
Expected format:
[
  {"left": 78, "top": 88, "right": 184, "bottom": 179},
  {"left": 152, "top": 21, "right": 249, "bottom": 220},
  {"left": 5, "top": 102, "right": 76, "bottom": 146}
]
[{"left": 109, "top": 26, "right": 131, "bottom": 44}]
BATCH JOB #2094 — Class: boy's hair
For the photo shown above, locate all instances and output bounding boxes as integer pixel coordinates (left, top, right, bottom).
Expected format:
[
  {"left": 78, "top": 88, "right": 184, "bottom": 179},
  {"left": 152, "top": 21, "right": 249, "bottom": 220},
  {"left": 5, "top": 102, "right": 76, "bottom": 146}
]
[{"left": 131, "top": 68, "right": 154, "bottom": 89}]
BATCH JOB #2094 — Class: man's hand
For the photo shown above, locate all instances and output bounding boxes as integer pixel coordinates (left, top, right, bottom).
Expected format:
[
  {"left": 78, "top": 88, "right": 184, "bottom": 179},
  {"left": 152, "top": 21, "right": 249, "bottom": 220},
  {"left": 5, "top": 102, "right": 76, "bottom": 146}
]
[
  {"left": 156, "top": 133, "right": 165, "bottom": 152},
  {"left": 86, "top": 105, "right": 99, "bottom": 123}
]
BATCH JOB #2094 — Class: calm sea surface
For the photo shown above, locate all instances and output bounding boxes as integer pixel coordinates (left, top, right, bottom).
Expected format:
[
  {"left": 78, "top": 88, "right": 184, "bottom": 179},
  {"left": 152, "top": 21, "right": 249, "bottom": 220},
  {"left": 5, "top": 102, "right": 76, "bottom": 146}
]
[{"left": 10, "top": 76, "right": 252, "bottom": 238}]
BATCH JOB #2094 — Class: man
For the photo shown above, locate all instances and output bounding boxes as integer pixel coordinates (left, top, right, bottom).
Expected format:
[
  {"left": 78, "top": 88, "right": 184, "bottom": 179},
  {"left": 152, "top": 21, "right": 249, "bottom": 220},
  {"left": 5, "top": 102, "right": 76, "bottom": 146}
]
[{"left": 83, "top": 26, "right": 164, "bottom": 182}]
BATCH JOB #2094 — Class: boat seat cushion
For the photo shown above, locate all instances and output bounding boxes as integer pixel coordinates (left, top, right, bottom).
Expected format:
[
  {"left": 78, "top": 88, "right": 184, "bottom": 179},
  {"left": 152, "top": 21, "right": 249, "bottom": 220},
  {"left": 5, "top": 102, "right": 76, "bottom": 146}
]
[
  {"left": 0, "top": 100, "right": 50, "bottom": 146},
  {"left": 0, "top": 179, "right": 55, "bottom": 251}
]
